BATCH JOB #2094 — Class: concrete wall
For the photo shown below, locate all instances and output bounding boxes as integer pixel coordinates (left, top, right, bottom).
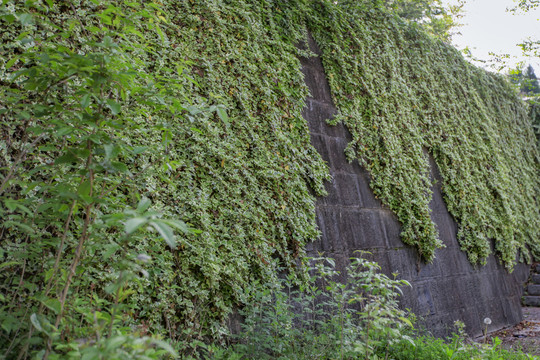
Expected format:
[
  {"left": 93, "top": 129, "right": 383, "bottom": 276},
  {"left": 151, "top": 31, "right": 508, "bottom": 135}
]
[{"left": 300, "top": 34, "right": 529, "bottom": 338}]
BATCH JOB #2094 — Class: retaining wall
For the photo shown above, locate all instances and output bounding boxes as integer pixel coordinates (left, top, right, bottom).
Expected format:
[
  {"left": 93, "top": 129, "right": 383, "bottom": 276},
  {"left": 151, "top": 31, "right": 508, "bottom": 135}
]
[{"left": 300, "top": 34, "right": 529, "bottom": 337}]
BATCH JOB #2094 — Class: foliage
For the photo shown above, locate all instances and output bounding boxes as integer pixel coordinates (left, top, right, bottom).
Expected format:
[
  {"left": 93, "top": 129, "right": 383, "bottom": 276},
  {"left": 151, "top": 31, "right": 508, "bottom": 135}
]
[
  {"left": 308, "top": 1, "right": 539, "bottom": 267},
  {"left": 509, "top": 64, "right": 540, "bottom": 149},
  {"left": 390, "top": 333, "right": 538, "bottom": 360},
  {"left": 0, "top": 0, "right": 539, "bottom": 358},
  {"left": 0, "top": 0, "right": 329, "bottom": 357},
  {"left": 227, "top": 256, "right": 414, "bottom": 360},
  {"left": 0, "top": 0, "right": 200, "bottom": 357},
  {"left": 381, "top": 0, "right": 465, "bottom": 42},
  {"left": 200, "top": 258, "right": 538, "bottom": 360},
  {"left": 510, "top": 65, "right": 540, "bottom": 95}
]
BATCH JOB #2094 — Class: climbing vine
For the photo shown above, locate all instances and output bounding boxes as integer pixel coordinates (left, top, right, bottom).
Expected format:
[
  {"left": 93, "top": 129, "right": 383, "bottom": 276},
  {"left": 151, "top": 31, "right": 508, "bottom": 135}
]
[
  {"left": 0, "top": 0, "right": 327, "bottom": 356},
  {"left": 308, "top": 1, "right": 539, "bottom": 267},
  {"left": 0, "top": 0, "right": 538, "bottom": 357}
]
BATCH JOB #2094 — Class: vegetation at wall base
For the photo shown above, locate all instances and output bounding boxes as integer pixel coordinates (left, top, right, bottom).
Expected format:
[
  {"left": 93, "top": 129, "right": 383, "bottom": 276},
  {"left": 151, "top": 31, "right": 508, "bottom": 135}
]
[
  {"left": 0, "top": 0, "right": 538, "bottom": 358},
  {"left": 229, "top": 256, "right": 413, "bottom": 360},
  {"left": 387, "top": 334, "right": 538, "bottom": 360},
  {"left": 196, "top": 258, "right": 538, "bottom": 360}
]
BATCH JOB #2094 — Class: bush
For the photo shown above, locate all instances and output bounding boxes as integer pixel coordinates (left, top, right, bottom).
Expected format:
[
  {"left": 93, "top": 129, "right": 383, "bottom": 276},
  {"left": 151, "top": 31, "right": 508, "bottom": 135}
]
[{"left": 228, "top": 255, "right": 413, "bottom": 360}]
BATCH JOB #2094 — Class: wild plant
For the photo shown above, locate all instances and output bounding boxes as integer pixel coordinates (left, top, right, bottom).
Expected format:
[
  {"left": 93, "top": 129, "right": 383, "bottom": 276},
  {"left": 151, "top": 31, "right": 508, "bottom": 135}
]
[{"left": 231, "top": 254, "right": 413, "bottom": 359}]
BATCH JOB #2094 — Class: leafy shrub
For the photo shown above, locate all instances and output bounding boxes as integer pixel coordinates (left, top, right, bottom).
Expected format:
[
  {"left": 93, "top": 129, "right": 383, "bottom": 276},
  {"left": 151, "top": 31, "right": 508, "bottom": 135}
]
[
  {"left": 0, "top": 1, "right": 200, "bottom": 358},
  {"left": 229, "top": 255, "right": 413, "bottom": 360}
]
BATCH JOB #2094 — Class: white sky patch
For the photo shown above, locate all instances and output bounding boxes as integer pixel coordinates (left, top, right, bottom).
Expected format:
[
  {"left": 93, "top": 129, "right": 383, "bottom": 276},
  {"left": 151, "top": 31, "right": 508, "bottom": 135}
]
[{"left": 442, "top": 0, "right": 540, "bottom": 71}]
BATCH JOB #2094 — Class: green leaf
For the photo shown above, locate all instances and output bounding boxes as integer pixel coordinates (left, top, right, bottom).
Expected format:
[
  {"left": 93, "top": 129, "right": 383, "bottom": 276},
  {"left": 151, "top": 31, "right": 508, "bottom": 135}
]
[
  {"left": 4, "top": 220, "right": 35, "bottom": 234},
  {"left": 17, "top": 111, "right": 31, "bottom": 120},
  {"left": 132, "top": 146, "right": 148, "bottom": 155},
  {"left": 102, "top": 242, "right": 120, "bottom": 260},
  {"left": 160, "top": 219, "right": 189, "bottom": 234},
  {"left": 150, "top": 221, "right": 176, "bottom": 249},
  {"left": 4, "top": 198, "right": 17, "bottom": 211},
  {"left": 326, "top": 258, "right": 335, "bottom": 268},
  {"left": 55, "top": 152, "right": 78, "bottom": 165},
  {"left": 5, "top": 56, "right": 19, "bottom": 69},
  {"left": 217, "top": 107, "right": 230, "bottom": 126},
  {"left": 152, "top": 339, "right": 178, "bottom": 357},
  {"left": 88, "top": 134, "right": 102, "bottom": 144},
  {"left": 0, "top": 261, "right": 21, "bottom": 270},
  {"left": 110, "top": 161, "right": 128, "bottom": 173},
  {"left": 36, "top": 203, "right": 52, "bottom": 214},
  {"left": 186, "top": 105, "right": 203, "bottom": 115},
  {"left": 78, "top": 180, "right": 92, "bottom": 197},
  {"left": 399, "top": 316, "right": 414, "bottom": 328},
  {"left": 125, "top": 217, "right": 147, "bottom": 235},
  {"left": 80, "top": 94, "right": 91, "bottom": 109},
  {"left": 3, "top": 199, "right": 32, "bottom": 215},
  {"left": 104, "top": 283, "right": 118, "bottom": 295},
  {"left": 43, "top": 298, "right": 62, "bottom": 314},
  {"left": 18, "top": 13, "right": 33, "bottom": 26},
  {"left": 30, "top": 313, "right": 43, "bottom": 332},
  {"left": 17, "top": 204, "right": 32, "bottom": 216},
  {"left": 106, "top": 99, "right": 121, "bottom": 115},
  {"left": 101, "top": 35, "right": 114, "bottom": 48},
  {"left": 106, "top": 336, "right": 127, "bottom": 351},
  {"left": 136, "top": 197, "right": 152, "bottom": 212},
  {"left": 104, "top": 143, "right": 119, "bottom": 160},
  {"left": 1, "top": 13, "right": 16, "bottom": 24},
  {"left": 87, "top": 25, "right": 101, "bottom": 33},
  {"left": 56, "top": 127, "right": 74, "bottom": 137}
]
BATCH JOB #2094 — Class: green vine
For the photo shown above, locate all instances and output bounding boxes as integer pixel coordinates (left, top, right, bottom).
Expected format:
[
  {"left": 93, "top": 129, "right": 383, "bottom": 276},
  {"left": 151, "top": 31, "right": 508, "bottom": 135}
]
[
  {"left": 0, "top": 0, "right": 538, "bottom": 357},
  {"left": 0, "top": 0, "right": 329, "bottom": 355},
  {"left": 307, "top": 1, "right": 539, "bottom": 268}
]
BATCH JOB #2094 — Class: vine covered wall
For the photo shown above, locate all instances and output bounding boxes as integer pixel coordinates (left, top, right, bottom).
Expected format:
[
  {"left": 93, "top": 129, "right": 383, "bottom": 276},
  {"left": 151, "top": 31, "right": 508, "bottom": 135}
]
[
  {"left": 300, "top": 32, "right": 530, "bottom": 338},
  {"left": 308, "top": 2, "right": 539, "bottom": 268},
  {"left": 0, "top": 0, "right": 538, "bottom": 355}
]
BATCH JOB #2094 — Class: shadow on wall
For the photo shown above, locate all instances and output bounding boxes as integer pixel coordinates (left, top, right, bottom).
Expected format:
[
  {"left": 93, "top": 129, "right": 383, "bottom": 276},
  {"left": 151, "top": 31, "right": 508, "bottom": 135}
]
[{"left": 300, "top": 33, "right": 529, "bottom": 338}]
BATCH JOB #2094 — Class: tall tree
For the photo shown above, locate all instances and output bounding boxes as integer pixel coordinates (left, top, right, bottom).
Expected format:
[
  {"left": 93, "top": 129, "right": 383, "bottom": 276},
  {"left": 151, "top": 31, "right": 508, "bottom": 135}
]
[
  {"left": 524, "top": 64, "right": 540, "bottom": 94},
  {"left": 509, "top": 64, "right": 540, "bottom": 94}
]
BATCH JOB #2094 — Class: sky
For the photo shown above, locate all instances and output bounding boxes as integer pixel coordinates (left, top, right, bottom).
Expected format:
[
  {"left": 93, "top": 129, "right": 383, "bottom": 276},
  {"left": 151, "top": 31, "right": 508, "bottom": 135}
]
[{"left": 442, "top": 0, "right": 540, "bottom": 72}]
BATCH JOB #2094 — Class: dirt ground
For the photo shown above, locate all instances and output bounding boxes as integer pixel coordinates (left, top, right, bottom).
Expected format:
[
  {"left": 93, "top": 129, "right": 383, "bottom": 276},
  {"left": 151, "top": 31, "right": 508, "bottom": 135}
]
[{"left": 483, "top": 307, "right": 540, "bottom": 356}]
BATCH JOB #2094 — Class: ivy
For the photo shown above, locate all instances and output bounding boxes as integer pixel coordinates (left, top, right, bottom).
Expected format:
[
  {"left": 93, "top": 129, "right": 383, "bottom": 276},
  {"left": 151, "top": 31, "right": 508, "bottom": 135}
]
[
  {"left": 307, "top": 1, "right": 539, "bottom": 268},
  {"left": 0, "top": 0, "right": 328, "bottom": 356},
  {"left": 0, "top": 0, "right": 538, "bottom": 357}
]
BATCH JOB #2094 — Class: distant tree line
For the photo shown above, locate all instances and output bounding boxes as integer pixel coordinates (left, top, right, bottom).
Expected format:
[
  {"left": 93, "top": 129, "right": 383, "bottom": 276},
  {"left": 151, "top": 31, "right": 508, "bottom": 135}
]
[
  {"left": 510, "top": 64, "right": 540, "bottom": 95},
  {"left": 509, "top": 64, "right": 540, "bottom": 147}
]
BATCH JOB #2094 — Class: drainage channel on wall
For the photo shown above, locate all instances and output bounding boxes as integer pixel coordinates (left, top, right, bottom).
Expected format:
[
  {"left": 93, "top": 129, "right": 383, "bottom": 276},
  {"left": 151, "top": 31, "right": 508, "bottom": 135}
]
[{"left": 299, "top": 32, "right": 529, "bottom": 338}]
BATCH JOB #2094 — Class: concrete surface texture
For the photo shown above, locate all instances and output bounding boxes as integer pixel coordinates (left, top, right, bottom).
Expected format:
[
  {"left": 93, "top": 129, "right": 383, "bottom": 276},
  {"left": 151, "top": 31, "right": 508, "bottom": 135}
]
[{"left": 300, "top": 34, "right": 529, "bottom": 338}]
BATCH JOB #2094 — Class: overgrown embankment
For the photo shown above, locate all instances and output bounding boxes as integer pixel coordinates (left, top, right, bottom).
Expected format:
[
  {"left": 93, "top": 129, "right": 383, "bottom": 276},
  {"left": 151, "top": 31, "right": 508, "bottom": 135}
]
[
  {"left": 0, "top": 0, "right": 538, "bottom": 357},
  {"left": 308, "top": 2, "right": 539, "bottom": 267}
]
